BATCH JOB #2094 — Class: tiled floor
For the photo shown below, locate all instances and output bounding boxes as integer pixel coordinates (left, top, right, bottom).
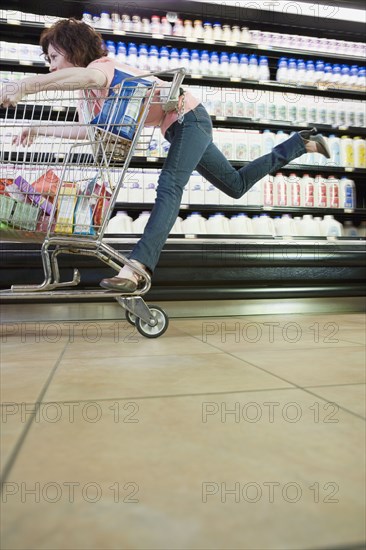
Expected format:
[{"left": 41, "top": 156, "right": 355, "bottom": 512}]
[{"left": 0, "top": 311, "right": 365, "bottom": 550}]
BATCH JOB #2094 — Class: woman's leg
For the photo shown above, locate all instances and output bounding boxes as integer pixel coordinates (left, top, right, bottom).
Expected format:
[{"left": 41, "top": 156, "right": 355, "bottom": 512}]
[
  {"left": 128, "top": 109, "right": 213, "bottom": 272},
  {"left": 196, "top": 131, "right": 306, "bottom": 199}
]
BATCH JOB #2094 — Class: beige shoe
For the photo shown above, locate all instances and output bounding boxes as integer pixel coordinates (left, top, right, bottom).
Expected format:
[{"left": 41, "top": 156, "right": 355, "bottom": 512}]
[
  {"left": 299, "top": 127, "right": 331, "bottom": 158},
  {"left": 100, "top": 276, "right": 138, "bottom": 292}
]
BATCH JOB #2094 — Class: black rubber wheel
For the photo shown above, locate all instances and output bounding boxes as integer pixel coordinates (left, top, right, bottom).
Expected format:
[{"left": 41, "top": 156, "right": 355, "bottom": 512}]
[{"left": 135, "top": 306, "right": 169, "bottom": 338}]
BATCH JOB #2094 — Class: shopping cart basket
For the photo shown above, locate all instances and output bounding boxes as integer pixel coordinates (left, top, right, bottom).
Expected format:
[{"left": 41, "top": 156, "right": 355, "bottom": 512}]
[{"left": 0, "top": 68, "right": 186, "bottom": 338}]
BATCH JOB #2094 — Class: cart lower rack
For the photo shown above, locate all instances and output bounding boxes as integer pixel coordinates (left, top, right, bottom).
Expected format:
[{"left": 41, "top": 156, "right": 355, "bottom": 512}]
[{"left": 0, "top": 68, "right": 186, "bottom": 338}]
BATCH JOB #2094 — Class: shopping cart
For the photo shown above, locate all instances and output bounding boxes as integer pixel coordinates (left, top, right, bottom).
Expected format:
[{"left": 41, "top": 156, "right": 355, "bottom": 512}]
[{"left": 0, "top": 68, "right": 186, "bottom": 338}]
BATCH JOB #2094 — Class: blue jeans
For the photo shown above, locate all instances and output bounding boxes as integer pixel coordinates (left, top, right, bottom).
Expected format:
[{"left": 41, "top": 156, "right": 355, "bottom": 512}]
[{"left": 130, "top": 103, "right": 306, "bottom": 272}]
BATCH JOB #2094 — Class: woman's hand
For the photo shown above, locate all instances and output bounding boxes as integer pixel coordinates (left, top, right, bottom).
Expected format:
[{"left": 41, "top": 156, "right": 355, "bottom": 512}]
[
  {"left": 12, "top": 127, "right": 37, "bottom": 147},
  {"left": 0, "top": 81, "right": 24, "bottom": 107}
]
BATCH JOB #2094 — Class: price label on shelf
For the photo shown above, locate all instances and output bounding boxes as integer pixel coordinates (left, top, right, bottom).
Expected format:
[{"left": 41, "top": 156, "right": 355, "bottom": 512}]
[
  {"left": 113, "top": 30, "right": 126, "bottom": 35},
  {"left": 344, "top": 209, "right": 354, "bottom": 213},
  {"left": 152, "top": 33, "right": 164, "bottom": 39},
  {"left": 225, "top": 41, "right": 237, "bottom": 47},
  {"left": 345, "top": 167, "right": 355, "bottom": 172},
  {"left": 147, "top": 157, "right": 159, "bottom": 163},
  {"left": 191, "top": 74, "right": 203, "bottom": 79},
  {"left": 203, "top": 39, "right": 215, "bottom": 44},
  {"left": 230, "top": 78, "right": 241, "bottom": 82}
]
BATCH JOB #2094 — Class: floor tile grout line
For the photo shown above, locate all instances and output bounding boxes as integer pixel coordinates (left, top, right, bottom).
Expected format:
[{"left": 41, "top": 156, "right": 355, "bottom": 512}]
[
  {"left": 5, "top": 381, "right": 364, "bottom": 409},
  {"left": 206, "top": 346, "right": 366, "bottom": 422},
  {"left": 0, "top": 386, "right": 299, "bottom": 407},
  {"left": 0, "top": 339, "right": 70, "bottom": 486},
  {"left": 297, "top": 387, "right": 366, "bottom": 422}
]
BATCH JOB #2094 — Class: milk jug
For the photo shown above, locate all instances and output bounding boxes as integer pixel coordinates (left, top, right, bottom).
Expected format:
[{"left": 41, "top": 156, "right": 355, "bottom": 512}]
[
  {"left": 182, "top": 212, "right": 207, "bottom": 235},
  {"left": 170, "top": 216, "right": 183, "bottom": 234},
  {"left": 275, "top": 214, "right": 297, "bottom": 236},
  {"left": 262, "top": 129, "right": 276, "bottom": 155},
  {"left": 132, "top": 211, "right": 151, "bottom": 233},
  {"left": 229, "top": 213, "right": 253, "bottom": 235},
  {"left": 273, "top": 172, "right": 288, "bottom": 207},
  {"left": 313, "top": 174, "right": 327, "bottom": 208},
  {"left": 298, "top": 214, "right": 320, "bottom": 236},
  {"left": 262, "top": 175, "right": 274, "bottom": 207},
  {"left": 340, "top": 135, "right": 354, "bottom": 167},
  {"left": 327, "top": 134, "right": 341, "bottom": 167},
  {"left": 287, "top": 173, "right": 301, "bottom": 207},
  {"left": 326, "top": 176, "right": 339, "bottom": 208},
  {"left": 252, "top": 214, "right": 275, "bottom": 236},
  {"left": 339, "top": 177, "right": 356, "bottom": 209},
  {"left": 107, "top": 211, "right": 133, "bottom": 234},
  {"left": 320, "top": 215, "right": 343, "bottom": 237},
  {"left": 353, "top": 137, "right": 366, "bottom": 168},
  {"left": 300, "top": 174, "right": 315, "bottom": 207},
  {"left": 343, "top": 221, "right": 359, "bottom": 237},
  {"left": 206, "top": 213, "right": 230, "bottom": 234}
]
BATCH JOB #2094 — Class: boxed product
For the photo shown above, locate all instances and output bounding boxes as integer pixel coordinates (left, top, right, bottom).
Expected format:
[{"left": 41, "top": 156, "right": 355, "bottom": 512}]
[
  {"left": 31, "top": 169, "right": 60, "bottom": 199},
  {"left": 54, "top": 182, "right": 78, "bottom": 234},
  {"left": 13, "top": 176, "right": 53, "bottom": 215}
]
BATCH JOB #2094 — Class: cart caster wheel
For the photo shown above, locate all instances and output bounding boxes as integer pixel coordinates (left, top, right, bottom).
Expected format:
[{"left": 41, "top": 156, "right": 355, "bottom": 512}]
[
  {"left": 135, "top": 306, "right": 169, "bottom": 338},
  {"left": 125, "top": 310, "right": 137, "bottom": 326}
]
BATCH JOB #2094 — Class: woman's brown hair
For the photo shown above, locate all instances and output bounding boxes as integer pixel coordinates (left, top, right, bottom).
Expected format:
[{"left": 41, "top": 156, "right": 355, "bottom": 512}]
[{"left": 40, "top": 18, "right": 107, "bottom": 66}]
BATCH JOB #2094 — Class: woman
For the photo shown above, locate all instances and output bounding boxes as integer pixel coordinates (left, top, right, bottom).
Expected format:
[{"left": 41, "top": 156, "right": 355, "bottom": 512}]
[{"left": 0, "top": 18, "right": 331, "bottom": 293}]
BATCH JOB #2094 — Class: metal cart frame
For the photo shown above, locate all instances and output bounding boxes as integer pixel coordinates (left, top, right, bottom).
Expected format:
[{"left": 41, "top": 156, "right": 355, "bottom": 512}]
[{"left": 0, "top": 68, "right": 186, "bottom": 338}]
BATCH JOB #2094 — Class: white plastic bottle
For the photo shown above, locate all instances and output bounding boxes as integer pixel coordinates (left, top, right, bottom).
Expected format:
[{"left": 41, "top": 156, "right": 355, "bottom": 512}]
[
  {"left": 326, "top": 176, "right": 340, "bottom": 209},
  {"left": 230, "top": 213, "right": 253, "bottom": 234},
  {"left": 133, "top": 211, "right": 151, "bottom": 233},
  {"left": 343, "top": 221, "right": 359, "bottom": 237},
  {"left": 99, "top": 12, "right": 112, "bottom": 29},
  {"left": 127, "top": 43, "right": 138, "bottom": 67},
  {"left": 248, "top": 55, "right": 258, "bottom": 80},
  {"left": 252, "top": 214, "right": 275, "bottom": 236},
  {"left": 353, "top": 137, "right": 366, "bottom": 168},
  {"left": 262, "top": 175, "right": 274, "bottom": 207},
  {"left": 107, "top": 211, "right": 133, "bottom": 234},
  {"left": 273, "top": 172, "right": 288, "bottom": 207},
  {"left": 276, "top": 57, "right": 288, "bottom": 83},
  {"left": 327, "top": 134, "right": 341, "bottom": 167},
  {"left": 182, "top": 212, "right": 207, "bottom": 235},
  {"left": 172, "top": 19, "right": 184, "bottom": 36},
  {"left": 262, "top": 129, "right": 276, "bottom": 154},
  {"left": 298, "top": 214, "right": 320, "bottom": 237},
  {"left": 206, "top": 213, "right": 230, "bottom": 234},
  {"left": 313, "top": 174, "right": 327, "bottom": 208},
  {"left": 287, "top": 173, "right": 301, "bottom": 207},
  {"left": 320, "top": 215, "right": 343, "bottom": 237},
  {"left": 287, "top": 58, "right": 297, "bottom": 84},
  {"left": 340, "top": 135, "right": 355, "bottom": 168},
  {"left": 229, "top": 52, "right": 240, "bottom": 78},
  {"left": 239, "top": 54, "right": 249, "bottom": 79},
  {"left": 258, "top": 56, "right": 270, "bottom": 81},
  {"left": 116, "top": 42, "right": 127, "bottom": 64},
  {"left": 339, "top": 177, "right": 356, "bottom": 209},
  {"left": 275, "top": 214, "right": 297, "bottom": 236},
  {"left": 300, "top": 174, "right": 315, "bottom": 207}
]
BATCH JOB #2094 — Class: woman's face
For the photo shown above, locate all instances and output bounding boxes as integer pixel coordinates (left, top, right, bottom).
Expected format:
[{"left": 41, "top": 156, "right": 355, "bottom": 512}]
[{"left": 47, "top": 44, "right": 75, "bottom": 72}]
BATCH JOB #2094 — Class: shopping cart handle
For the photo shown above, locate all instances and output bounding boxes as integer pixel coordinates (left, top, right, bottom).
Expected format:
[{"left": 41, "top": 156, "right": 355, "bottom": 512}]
[{"left": 162, "top": 67, "right": 187, "bottom": 112}]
